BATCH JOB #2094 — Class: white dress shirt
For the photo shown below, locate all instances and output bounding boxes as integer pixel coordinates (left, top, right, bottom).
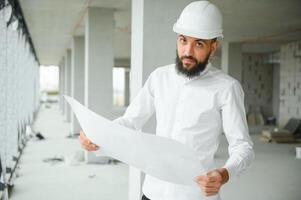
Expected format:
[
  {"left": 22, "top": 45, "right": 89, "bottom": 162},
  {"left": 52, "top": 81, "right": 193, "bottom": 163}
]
[{"left": 114, "top": 63, "right": 254, "bottom": 200}]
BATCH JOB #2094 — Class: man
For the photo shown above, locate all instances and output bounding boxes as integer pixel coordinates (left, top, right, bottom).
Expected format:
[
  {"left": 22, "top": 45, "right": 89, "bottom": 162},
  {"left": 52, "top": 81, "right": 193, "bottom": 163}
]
[{"left": 80, "top": 1, "right": 254, "bottom": 200}]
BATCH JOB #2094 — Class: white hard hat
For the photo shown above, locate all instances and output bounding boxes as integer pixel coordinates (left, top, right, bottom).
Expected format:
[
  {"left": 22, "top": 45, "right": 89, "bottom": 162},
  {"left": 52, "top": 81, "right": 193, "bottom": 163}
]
[{"left": 173, "top": 1, "right": 223, "bottom": 40}]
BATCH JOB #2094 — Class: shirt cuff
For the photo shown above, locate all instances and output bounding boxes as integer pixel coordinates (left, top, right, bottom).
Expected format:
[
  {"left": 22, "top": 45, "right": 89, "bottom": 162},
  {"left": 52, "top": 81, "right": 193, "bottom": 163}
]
[{"left": 223, "top": 160, "right": 239, "bottom": 181}]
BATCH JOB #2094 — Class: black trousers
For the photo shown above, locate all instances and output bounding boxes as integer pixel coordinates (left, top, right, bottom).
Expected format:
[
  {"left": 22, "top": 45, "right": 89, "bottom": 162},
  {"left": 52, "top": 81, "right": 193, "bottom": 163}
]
[{"left": 142, "top": 194, "right": 151, "bottom": 200}]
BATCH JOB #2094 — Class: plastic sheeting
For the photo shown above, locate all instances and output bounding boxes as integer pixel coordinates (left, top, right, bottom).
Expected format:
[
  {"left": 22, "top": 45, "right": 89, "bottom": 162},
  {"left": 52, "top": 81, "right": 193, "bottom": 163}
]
[{"left": 0, "top": 7, "right": 39, "bottom": 182}]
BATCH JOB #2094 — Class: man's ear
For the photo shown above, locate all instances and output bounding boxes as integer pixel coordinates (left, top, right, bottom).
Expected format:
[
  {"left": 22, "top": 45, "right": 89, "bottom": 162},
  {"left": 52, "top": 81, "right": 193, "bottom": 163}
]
[{"left": 210, "top": 40, "right": 219, "bottom": 57}]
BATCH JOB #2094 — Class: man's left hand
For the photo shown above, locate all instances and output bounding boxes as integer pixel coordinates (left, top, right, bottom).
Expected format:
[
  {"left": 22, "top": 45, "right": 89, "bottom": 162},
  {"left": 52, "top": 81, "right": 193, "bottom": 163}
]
[{"left": 194, "top": 168, "right": 229, "bottom": 196}]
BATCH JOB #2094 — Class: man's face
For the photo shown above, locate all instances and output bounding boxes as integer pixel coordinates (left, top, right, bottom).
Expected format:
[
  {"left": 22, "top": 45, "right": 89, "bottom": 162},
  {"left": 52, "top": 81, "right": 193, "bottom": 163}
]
[{"left": 176, "top": 35, "right": 218, "bottom": 78}]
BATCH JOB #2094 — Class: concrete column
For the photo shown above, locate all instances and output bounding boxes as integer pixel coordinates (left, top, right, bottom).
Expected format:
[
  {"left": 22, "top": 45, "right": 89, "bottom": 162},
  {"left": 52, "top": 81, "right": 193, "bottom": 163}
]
[
  {"left": 221, "top": 42, "right": 243, "bottom": 82},
  {"left": 64, "top": 49, "right": 72, "bottom": 122},
  {"left": 272, "top": 64, "right": 280, "bottom": 124},
  {"left": 59, "top": 63, "right": 62, "bottom": 110},
  {"left": 59, "top": 59, "right": 65, "bottom": 112},
  {"left": 84, "top": 7, "right": 114, "bottom": 119},
  {"left": 84, "top": 7, "right": 114, "bottom": 164},
  {"left": 130, "top": 0, "right": 191, "bottom": 199},
  {"left": 60, "top": 58, "right": 66, "bottom": 115},
  {"left": 129, "top": 1, "right": 145, "bottom": 197},
  {"left": 71, "top": 36, "right": 85, "bottom": 134},
  {"left": 124, "top": 69, "right": 130, "bottom": 106}
]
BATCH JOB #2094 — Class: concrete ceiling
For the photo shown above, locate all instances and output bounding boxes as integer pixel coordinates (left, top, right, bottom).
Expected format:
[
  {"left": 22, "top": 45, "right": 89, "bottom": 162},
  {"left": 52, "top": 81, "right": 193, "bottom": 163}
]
[
  {"left": 19, "top": 0, "right": 301, "bottom": 66},
  {"left": 19, "top": 0, "right": 131, "bottom": 66}
]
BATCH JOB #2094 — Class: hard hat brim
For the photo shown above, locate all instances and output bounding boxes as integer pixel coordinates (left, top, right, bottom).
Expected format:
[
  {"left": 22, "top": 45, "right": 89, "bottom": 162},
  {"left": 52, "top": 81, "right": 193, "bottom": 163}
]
[{"left": 173, "top": 23, "right": 223, "bottom": 40}]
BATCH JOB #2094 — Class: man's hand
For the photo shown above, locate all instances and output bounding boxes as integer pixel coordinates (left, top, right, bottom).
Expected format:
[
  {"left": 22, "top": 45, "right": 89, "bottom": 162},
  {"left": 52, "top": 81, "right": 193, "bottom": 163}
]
[
  {"left": 194, "top": 168, "right": 229, "bottom": 196},
  {"left": 79, "top": 130, "right": 99, "bottom": 151}
]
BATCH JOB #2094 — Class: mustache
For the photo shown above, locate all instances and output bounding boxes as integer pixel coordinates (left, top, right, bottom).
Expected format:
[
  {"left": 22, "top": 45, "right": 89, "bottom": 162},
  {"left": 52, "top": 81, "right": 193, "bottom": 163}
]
[{"left": 180, "top": 56, "right": 197, "bottom": 62}]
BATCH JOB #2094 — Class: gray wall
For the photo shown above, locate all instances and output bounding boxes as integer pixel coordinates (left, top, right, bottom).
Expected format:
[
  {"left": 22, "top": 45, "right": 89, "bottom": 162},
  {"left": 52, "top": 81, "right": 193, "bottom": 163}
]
[
  {"left": 279, "top": 40, "right": 301, "bottom": 127},
  {"left": 242, "top": 54, "right": 273, "bottom": 118}
]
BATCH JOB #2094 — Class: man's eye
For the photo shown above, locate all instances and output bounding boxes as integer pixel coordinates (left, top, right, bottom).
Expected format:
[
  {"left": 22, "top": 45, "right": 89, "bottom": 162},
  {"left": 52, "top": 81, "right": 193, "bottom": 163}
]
[
  {"left": 179, "top": 38, "right": 186, "bottom": 43},
  {"left": 196, "top": 42, "right": 204, "bottom": 47}
]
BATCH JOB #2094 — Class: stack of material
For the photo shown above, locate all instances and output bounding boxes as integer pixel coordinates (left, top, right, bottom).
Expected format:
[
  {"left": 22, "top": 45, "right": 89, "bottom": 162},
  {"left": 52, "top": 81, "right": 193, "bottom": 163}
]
[
  {"left": 260, "top": 118, "right": 301, "bottom": 143},
  {"left": 260, "top": 129, "right": 299, "bottom": 143}
]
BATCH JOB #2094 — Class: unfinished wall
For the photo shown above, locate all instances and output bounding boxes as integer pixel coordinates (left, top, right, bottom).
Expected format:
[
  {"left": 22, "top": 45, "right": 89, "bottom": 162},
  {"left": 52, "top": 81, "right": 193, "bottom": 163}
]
[
  {"left": 0, "top": 7, "right": 40, "bottom": 179},
  {"left": 242, "top": 54, "right": 274, "bottom": 119},
  {"left": 279, "top": 40, "right": 301, "bottom": 127}
]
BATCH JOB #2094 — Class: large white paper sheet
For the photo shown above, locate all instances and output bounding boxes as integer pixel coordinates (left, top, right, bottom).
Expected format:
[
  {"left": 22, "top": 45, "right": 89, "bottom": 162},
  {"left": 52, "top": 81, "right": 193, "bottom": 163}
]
[{"left": 64, "top": 96, "right": 205, "bottom": 186}]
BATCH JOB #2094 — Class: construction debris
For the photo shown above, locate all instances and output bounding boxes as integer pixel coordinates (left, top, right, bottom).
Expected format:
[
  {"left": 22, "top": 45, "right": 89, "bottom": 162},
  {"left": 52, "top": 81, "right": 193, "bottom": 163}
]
[
  {"left": 260, "top": 130, "right": 300, "bottom": 143},
  {"left": 26, "top": 125, "right": 46, "bottom": 141},
  {"left": 260, "top": 118, "right": 301, "bottom": 143},
  {"left": 35, "top": 132, "right": 45, "bottom": 140},
  {"left": 43, "top": 156, "right": 64, "bottom": 165}
]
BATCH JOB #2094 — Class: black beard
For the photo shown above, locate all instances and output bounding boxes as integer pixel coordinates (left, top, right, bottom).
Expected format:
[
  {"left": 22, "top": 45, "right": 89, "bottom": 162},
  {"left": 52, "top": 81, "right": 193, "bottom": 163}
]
[{"left": 175, "top": 52, "right": 210, "bottom": 78}]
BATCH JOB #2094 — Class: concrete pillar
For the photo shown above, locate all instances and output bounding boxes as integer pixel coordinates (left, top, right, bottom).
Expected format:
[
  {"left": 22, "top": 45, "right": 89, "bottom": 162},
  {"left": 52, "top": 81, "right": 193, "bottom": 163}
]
[
  {"left": 60, "top": 58, "right": 66, "bottom": 115},
  {"left": 59, "top": 63, "right": 62, "bottom": 110},
  {"left": 84, "top": 7, "right": 114, "bottom": 119},
  {"left": 64, "top": 49, "right": 72, "bottom": 122},
  {"left": 59, "top": 59, "right": 65, "bottom": 113},
  {"left": 124, "top": 69, "right": 130, "bottom": 106},
  {"left": 221, "top": 42, "right": 243, "bottom": 82},
  {"left": 273, "top": 64, "right": 280, "bottom": 124},
  {"left": 129, "top": 1, "right": 145, "bottom": 197},
  {"left": 71, "top": 36, "right": 85, "bottom": 134},
  {"left": 84, "top": 7, "right": 114, "bottom": 163},
  {"left": 130, "top": 0, "right": 191, "bottom": 199}
]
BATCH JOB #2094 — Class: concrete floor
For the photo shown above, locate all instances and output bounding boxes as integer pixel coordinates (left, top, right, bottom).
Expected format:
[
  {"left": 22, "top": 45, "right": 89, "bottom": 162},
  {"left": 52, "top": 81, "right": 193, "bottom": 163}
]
[
  {"left": 9, "top": 103, "right": 301, "bottom": 200},
  {"left": 10, "top": 103, "right": 128, "bottom": 200},
  {"left": 217, "top": 133, "right": 301, "bottom": 200}
]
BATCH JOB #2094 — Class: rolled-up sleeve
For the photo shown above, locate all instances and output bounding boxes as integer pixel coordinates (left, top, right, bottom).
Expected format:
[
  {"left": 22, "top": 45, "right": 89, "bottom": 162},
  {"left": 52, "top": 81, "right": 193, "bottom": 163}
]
[
  {"left": 113, "top": 72, "right": 156, "bottom": 130},
  {"left": 220, "top": 80, "right": 255, "bottom": 180}
]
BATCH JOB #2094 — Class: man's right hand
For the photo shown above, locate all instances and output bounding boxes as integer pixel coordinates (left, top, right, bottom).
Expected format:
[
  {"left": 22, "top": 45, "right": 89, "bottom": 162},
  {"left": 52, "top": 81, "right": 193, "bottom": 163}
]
[{"left": 79, "top": 130, "right": 99, "bottom": 151}]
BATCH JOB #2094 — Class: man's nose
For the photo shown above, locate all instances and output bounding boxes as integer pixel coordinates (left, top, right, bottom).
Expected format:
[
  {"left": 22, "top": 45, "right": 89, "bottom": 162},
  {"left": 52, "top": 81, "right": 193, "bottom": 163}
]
[{"left": 183, "top": 43, "right": 194, "bottom": 56}]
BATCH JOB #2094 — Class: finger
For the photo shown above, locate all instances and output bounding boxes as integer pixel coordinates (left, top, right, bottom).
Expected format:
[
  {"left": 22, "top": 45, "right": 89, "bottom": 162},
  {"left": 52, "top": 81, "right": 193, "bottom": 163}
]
[
  {"left": 80, "top": 131, "right": 90, "bottom": 143},
  {"left": 194, "top": 175, "right": 209, "bottom": 183},
  {"left": 81, "top": 135, "right": 93, "bottom": 146},
  {"left": 207, "top": 170, "right": 219, "bottom": 177},
  {"left": 81, "top": 135, "right": 98, "bottom": 147},
  {"left": 87, "top": 143, "right": 99, "bottom": 149},
  {"left": 79, "top": 131, "right": 85, "bottom": 138},
  {"left": 201, "top": 181, "right": 218, "bottom": 188},
  {"left": 86, "top": 146, "right": 99, "bottom": 151},
  {"left": 80, "top": 139, "right": 92, "bottom": 149},
  {"left": 196, "top": 179, "right": 210, "bottom": 187},
  {"left": 91, "top": 144, "right": 99, "bottom": 149},
  {"left": 202, "top": 187, "right": 219, "bottom": 196},
  {"left": 196, "top": 182, "right": 219, "bottom": 190},
  {"left": 203, "top": 191, "right": 219, "bottom": 197},
  {"left": 208, "top": 176, "right": 219, "bottom": 182},
  {"left": 80, "top": 141, "right": 89, "bottom": 150},
  {"left": 79, "top": 132, "right": 99, "bottom": 150},
  {"left": 79, "top": 132, "right": 86, "bottom": 143},
  {"left": 84, "top": 143, "right": 99, "bottom": 151},
  {"left": 195, "top": 176, "right": 218, "bottom": 186},
  {"left": 208, "top": 175, "right": 222, "bottom": 183},
  {"left": 89, "top": 146, "right": 99, "bottom": 151},
  {"left": 81, "top": 138, "right": 90, "bottom": 147}
]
